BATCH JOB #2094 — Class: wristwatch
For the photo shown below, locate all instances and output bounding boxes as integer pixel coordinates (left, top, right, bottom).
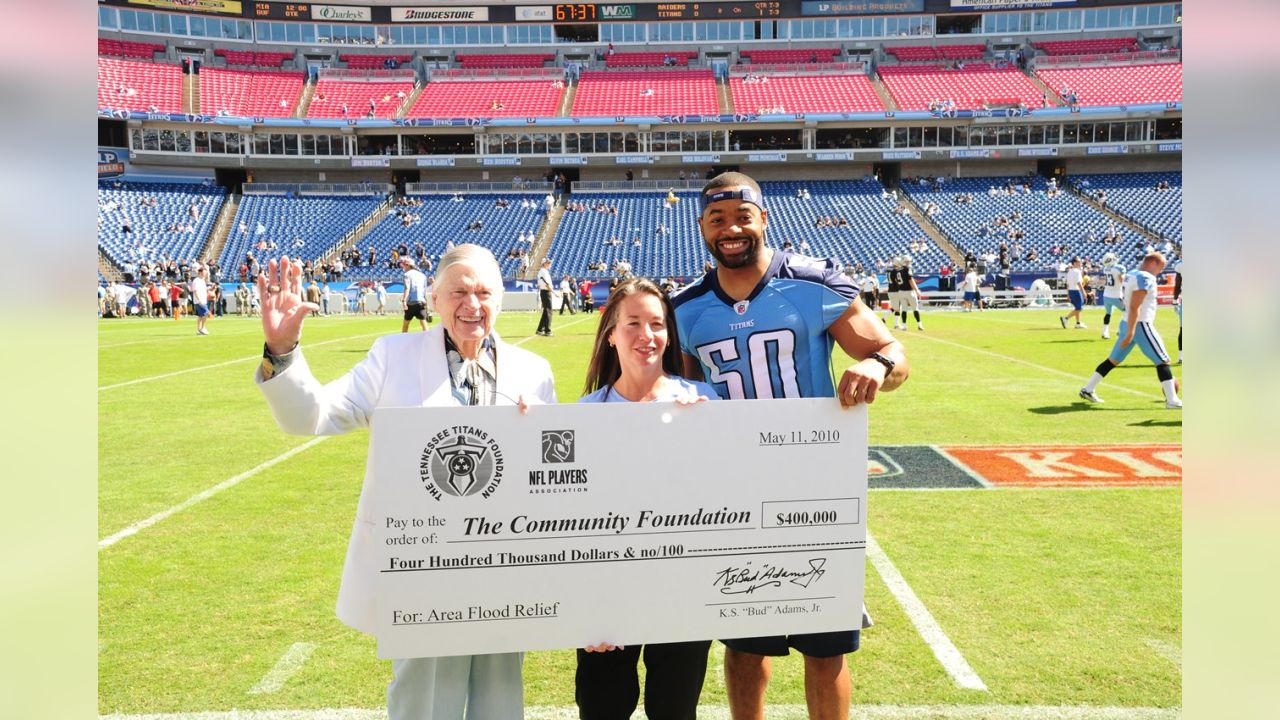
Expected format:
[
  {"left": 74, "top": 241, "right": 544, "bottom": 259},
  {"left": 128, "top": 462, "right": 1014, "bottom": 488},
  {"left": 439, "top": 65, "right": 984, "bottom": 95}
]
[{"left": 867, "top": 352, "right": 896, "bottom": 376}]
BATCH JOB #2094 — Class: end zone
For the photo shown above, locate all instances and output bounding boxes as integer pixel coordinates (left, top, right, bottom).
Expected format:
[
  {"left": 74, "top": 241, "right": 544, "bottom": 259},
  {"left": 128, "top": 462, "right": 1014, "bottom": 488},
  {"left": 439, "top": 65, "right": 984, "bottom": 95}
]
[{"left": 942, "top": 445, "right": 1182, "bottom": 488}]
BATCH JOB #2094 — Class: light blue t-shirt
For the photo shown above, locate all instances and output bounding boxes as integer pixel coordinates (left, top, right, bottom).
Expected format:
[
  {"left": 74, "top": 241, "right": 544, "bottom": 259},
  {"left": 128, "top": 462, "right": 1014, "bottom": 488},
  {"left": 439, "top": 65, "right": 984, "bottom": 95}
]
[{"left": 579, "top": 376, "right": 720, "bottom": 404}]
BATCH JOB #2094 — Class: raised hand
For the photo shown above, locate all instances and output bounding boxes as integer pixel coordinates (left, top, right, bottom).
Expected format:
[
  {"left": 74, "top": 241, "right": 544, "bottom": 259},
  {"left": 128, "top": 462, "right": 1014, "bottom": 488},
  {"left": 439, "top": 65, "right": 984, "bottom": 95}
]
[{"left": 258, "top": 255, "right": 319, "bottom": 355}]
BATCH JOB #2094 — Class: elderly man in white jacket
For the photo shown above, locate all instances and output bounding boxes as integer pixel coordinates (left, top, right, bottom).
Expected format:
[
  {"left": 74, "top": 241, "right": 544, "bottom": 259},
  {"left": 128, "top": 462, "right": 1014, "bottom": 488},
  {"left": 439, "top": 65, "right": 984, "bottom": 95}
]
[{"left": 255, "top": 244, "right": 556, "bottom": 720}]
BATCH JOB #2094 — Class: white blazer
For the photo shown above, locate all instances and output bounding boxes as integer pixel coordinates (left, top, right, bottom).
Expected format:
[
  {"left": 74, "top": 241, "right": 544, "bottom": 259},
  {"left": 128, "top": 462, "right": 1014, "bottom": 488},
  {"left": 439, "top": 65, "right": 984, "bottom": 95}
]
[{"left": 257, "top": 326, "right": 557, "bottom": 634}]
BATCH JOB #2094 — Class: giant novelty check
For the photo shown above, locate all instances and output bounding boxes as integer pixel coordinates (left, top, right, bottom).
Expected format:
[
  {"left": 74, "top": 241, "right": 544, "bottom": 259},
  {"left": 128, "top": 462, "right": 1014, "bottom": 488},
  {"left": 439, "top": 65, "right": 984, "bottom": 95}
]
[{"left": 370, "top": 398, "right": 867, "bottom": 659}]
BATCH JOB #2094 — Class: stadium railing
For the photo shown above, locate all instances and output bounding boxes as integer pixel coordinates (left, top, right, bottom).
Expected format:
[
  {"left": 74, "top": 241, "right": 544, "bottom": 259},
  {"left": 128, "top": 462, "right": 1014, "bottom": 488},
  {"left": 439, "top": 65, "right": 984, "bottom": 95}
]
[
  {"left": 728, "top": 61, "right": 869, "bottom": 76},
  {"left": 429, "top": 68, "right": 563, "bottom": 80},
  {"left": 242, "top": 183, "right": 393, "bottom": 196},
  {"left": 405, "top": 181, "right": 554, "bottom": 194},
  {"left": 316, "top": 68, "right": 418, "bottom": 82},
  {"left": 572, "top": 180, "right": 706, "bottom": 192},
  {"left": 1031, "top": 49, "right": 1181, "bottom": 68}
]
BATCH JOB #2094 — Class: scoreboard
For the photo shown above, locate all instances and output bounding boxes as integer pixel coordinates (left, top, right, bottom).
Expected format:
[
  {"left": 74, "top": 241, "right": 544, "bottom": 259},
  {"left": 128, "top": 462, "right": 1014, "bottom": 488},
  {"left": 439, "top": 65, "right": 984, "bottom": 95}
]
[
  {"left": 652, "top": 2, "right": 785, "bottom": 20},
  {"left": 252, "top": 2, "right": 309, "bottom": 20}
]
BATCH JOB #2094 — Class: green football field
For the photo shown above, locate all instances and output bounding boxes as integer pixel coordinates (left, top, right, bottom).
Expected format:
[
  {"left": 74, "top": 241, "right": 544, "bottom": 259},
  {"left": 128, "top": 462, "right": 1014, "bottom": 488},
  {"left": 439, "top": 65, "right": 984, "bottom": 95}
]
[{"left": 98, "top": 306, "right": 1181, "bottom": 718}]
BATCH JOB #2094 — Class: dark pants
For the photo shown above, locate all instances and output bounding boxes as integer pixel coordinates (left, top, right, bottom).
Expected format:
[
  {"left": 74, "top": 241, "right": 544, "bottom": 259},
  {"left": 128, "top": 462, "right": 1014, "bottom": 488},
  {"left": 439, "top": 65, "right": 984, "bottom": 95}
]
[
  {"left": 560, "top": 293, "right": 576, "bottom": 315},
  {"left": 575, "top": 640, "right": 711, "bottom": 720},
  {"left": 537, "top": 290, "right": 553, "bottom": 334}
]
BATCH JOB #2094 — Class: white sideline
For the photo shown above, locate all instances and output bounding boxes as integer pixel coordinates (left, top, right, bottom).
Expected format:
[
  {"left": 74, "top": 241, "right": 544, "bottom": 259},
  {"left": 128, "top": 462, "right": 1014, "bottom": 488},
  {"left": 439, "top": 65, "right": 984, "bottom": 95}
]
[
  {"left": 98, "top": 332, "right": 388, "bottom": 391},
  {"left": 867, "top": 533, "right": 988, "bottom": 691},
  {"left": 904, "top": 332, "right": 1161, "bottom": 400},
  {"left": 98, "top": 437, "right": 329, "bottom": 550},
  {"left": 248, "top": 643, "right": 318, "bottom": 695},
  {"left": 1143, "top": 639, "right": 1181, "bottom": 667},
  {"left": 99, "top": 704, "right": 1180, "bottom": 720},
  {"left": 99, "top": 317, "right": 594, "bottom": 549}
]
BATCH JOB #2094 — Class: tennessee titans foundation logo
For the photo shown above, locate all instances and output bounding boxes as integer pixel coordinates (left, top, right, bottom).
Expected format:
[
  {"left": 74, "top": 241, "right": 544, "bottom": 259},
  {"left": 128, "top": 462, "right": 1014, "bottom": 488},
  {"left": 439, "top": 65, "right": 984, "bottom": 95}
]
[
  {"left": 419, "top": 427, "right": 505, "bottom": 501},
  {"left": 542, "top": 430, "right": 575, "bottom": 463}
]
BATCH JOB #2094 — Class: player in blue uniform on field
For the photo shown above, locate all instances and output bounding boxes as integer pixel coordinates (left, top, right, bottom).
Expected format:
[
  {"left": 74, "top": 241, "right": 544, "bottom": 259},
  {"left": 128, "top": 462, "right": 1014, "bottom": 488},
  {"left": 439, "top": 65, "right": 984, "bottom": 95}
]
[
  {"left": 1078, "top": 252, "right": 1182, "bottom": 408},
  {"left": 672, "top": 172, "right": 909, "bottom": 720}
]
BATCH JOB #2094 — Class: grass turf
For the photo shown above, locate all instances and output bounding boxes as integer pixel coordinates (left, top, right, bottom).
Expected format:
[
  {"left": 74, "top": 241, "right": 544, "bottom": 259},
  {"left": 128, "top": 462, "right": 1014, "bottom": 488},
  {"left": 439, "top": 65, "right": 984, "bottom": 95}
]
[{"left": 98, "top": 307, "right": 1181, "bottom": 714}]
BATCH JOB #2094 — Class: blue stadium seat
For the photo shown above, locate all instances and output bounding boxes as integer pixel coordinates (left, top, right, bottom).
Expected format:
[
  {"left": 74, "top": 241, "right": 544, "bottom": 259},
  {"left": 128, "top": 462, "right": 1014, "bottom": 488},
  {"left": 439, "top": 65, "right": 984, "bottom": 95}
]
[
  {"left": 219, "top": 193, "right": 387, "bottom": 273},
  {"left": 347, "top": 193, "right": 548, "bottom": 281},
  {"left": 1069, "top": 172, "right": 1182, "bottom": 243},
  {"left": 97, "top": 180, "right": 227, "bottom": 269},
  {"left": 901, "top": 176, "right": 1128, "bottom": 271}
]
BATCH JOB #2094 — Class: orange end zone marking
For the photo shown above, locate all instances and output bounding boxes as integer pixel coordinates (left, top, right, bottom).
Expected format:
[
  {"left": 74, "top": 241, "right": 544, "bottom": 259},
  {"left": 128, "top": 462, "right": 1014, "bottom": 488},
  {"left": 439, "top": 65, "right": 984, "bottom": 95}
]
[{"left": 942, "top": 444, "right": 1182, "bottom": 488}]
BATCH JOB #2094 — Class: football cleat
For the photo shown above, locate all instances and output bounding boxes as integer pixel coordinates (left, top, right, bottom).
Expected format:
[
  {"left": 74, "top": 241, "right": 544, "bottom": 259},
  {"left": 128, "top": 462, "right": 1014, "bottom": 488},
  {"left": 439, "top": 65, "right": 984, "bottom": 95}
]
[
  {"left": 1059, "top": 316, "right": 1068, "bottom": 328},
  {"left": 1079, "top": 388, "right": 1104, "bottom": 404},
  {"left": 1074, "top": 323, "right": 1088, "bottom": 329},
  {"left": 1101, "top": 330, "right": 1110, "bottom": 339},
  {"left": 1165, "top": 398, "right": 1183, "bottom": 409}
]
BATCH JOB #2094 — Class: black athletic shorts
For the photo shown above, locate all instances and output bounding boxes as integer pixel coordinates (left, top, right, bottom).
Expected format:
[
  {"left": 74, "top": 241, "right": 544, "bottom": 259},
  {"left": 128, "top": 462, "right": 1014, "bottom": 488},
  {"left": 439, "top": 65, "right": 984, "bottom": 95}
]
[
  {"left": 722, "top": 630, "right": 860, "bottom": 658},
  {"left": 404, "top": 301, "right": 427, "bottom": 322}
]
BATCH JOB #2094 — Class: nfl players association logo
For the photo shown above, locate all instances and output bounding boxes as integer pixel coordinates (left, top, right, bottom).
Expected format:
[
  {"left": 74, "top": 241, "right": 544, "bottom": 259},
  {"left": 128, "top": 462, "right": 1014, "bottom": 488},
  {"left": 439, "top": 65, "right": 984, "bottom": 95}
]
[
  {"left": 419, "top": 427, "right": 505, "bottom": 501},
  {"left": 542, "top": 430, "right": 575, "bottom": 463},
  {"left": 733, "top": 300, "right": 750, "bottom": 316}
]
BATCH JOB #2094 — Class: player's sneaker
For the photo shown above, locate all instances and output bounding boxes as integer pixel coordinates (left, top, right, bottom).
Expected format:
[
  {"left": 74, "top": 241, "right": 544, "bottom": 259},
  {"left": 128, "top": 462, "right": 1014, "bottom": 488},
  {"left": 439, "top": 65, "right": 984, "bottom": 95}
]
[
  {"left": 917, "top": 323, "right": 924, "bottom": 331},
  {"left": 1078, "top": 388, "right": 1104, "bottom": 404},
  {"left": 1177, "top": 352, "right": 1182, "bottom": 364},
  {"left": 1059, "top": 316, "right": 1068, "bottom": 328},
  {"left": 1101, "top": 329, "right": 1110, "bottom": 339},
  {"left": 1165, "top": 398, "right": 1183, "bottom": 409},
  {"left": 1074, "top": 323, "right": 1088, "bottom": 329}
]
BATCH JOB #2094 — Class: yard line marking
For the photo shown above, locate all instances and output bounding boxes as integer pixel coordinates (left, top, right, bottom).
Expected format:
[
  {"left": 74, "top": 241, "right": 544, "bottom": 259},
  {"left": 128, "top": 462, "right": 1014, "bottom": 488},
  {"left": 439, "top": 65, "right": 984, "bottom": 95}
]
[
  {"left": 98, "top": 332, "right": 387, "bottom": 391},
  {"left": 866, "top": 533, "right": 988, "bottom": 691},
  {"left": 247, "top": 643, "right": 318, "bottom": 695},
  {"left": 1143, "top": 639, "right": 1181, "bottom": 667},
  {"left": 99, "top": 704, "right": 1181, "bottom": 719},
  {"left": 98, "top": 437, "right": 328, "bottom": 550},
  {"left": 905, "top": 332, "right": 1161, "bottom": 400}
]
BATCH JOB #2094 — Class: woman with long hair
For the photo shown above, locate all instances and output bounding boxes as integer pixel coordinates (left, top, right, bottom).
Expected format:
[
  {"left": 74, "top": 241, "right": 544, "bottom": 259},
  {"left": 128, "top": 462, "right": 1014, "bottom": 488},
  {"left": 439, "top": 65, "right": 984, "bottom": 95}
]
[{"left": 576, "top": 277, "right": 717, "bottom": 719}]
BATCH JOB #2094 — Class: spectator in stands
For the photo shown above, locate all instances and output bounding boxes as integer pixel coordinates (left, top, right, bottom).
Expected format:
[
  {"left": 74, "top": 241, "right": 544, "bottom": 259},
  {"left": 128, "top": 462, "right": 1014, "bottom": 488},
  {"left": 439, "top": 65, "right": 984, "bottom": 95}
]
[{"left": 255, "top": 247, "right": 552, "bottom": 720}]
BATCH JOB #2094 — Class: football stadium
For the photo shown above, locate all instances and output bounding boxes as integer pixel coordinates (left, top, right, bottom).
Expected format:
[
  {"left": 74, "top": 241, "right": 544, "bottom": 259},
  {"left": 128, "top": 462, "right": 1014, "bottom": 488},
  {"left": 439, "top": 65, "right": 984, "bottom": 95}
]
[{"left": 97, "top": 0, "right": 1182, "bottom": 717}]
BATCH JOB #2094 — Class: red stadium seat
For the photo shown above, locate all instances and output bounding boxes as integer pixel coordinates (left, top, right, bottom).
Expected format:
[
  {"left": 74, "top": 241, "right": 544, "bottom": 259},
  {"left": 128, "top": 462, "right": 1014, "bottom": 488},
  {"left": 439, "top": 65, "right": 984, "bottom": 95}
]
[
  {"left": 878, "top": 65, "right": 1042, "bottom": 111},
  {"left": 408, "top": 80, "right": 564, "bottom": 118},
  {"left": 572, "top": 70, "right": 717, "bottom": 116},
  {"left": 729, "top": 74, "right": 884, "bottom": 114},
  {"left": 97, "top": 57, "right": 182, "bottom": 113},
  {"left": 308, "top": 80, "right": 417, "bottom": 119},
  {"left": 1037, "top": 63, "right": 1182, "bottom": 106},
  {"left": 200, "top": 68, "right": 305, "bottom": 117}
]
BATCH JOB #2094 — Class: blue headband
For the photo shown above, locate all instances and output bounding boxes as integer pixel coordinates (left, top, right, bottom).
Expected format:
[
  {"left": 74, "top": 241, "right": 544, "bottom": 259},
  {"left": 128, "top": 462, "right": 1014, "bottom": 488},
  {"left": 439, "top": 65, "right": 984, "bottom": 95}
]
[{"left": 700, "top": 187, "right": 765, "bottom": 214}]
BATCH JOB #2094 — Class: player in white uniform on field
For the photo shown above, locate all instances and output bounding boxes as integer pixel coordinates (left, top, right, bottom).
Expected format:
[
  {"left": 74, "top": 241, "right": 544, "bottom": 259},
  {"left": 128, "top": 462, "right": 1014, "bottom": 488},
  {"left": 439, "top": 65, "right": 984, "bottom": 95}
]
[
  {"left": 960, "top": 268, "right": 980, "bottom": 311},
  {"left": 1078, "top": 252, "right": 1182, "bottom": 408},
  {"left": 859, "top": 271, "right": 881, "bottom": 314},
  {"left": 1098, "top": 252, "right": 1126, "bottom": 339},
  {"left": 1059, "top": 257, "right": 1087, "bottom": 329}
]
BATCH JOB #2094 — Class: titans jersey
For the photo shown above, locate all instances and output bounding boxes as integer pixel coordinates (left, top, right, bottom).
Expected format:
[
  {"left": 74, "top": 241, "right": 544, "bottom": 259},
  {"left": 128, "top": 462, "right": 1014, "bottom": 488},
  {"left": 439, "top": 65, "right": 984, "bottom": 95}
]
[
  {"left": 1123, "top": 269, "right": 1160, "bottom": 324},
  {"left": 672, "top": 251, "right": 857, "bottom": 399},
  {"left": 1102, "top": 263, "right": 1127, "bottom": 298}
]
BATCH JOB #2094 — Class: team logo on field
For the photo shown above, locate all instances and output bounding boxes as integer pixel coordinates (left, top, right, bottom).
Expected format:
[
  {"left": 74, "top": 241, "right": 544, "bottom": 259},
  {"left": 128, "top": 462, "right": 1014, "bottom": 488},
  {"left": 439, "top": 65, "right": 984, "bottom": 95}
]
[
  {"left": 943, "top": 444, "right": 1182, "bottom": 488},
  {"left": 542, "top": 430, "right": 576, "bottom": 463},
  {"left": 867, "top": 449, "right": 903, "bottom": 478},
  {"left": 419, "top": 427, "right": 505, "bottom": 501}
]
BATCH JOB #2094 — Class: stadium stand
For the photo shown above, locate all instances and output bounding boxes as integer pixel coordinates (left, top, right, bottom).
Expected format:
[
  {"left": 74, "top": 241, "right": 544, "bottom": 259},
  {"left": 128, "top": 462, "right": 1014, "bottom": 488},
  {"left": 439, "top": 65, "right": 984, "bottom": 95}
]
[
  {"left": 760, "top": 180, "right": 930, "bottom": 271},
  {"left": 877, "top": 65, "right": 1044, "bottom": 110},
  {"left": 604, "top": 51, "right": 697, "bottom": 67},
  {"left": 219, "top": 194, "right": 388, "bottom": 271},
  {"left": 550, "top": 191, "right": 705, "bottom": 279},
  {"left": 456, "top": 53, "right": 555, "bottom": 69},
  {"left": 1070, "top": 172, "right": 1182, "bottom": 242},
  {"left": 97, "top": 57, "right": 183, "bottom": 113},
  {"left": 408, "top": 80, "right": 564, "bottom": 118},
  {"left": 307, "top": 80, "right": 416, "bottom": 118},
  {"left": 553, "top": 179, "right": 923, "bottom": 279},
  {"left": 900, "top": 176, "right": 1128, "bottom": 270},
  {"left": 341, "top": 53, "right": 414, "bottom": 69},
  {"left": 884, "top": 44, "right": 986, "bottom": 62},
  {"left": 98, "top": 39, "right": 164, "bottom": 60},
  {"left": 349, "top": 194, "right": 549, "bottom": 280},
  {"left": 729, "top": 74, "right": 884, "bottom": 114},
  {"left": 572, "top": 70, "right": 718, "bottom": 116},
  {"left": 199, "top": 68, "right": 305, "bottom": 117},
  {"left": 1035, "top": 63, "right": 1182, "bottom": 105},
  {"left": 214, "top": 49, "right": 292, "bottom": 68},
  {"left": 739, "top": 48, "right": 840, "bottom": 64},
  {"left": 1034, "top": 37, "right": 1138, "bottom": 56},
  {"left": 97, "top": 180, "right": 227, "bottom": 268}
]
